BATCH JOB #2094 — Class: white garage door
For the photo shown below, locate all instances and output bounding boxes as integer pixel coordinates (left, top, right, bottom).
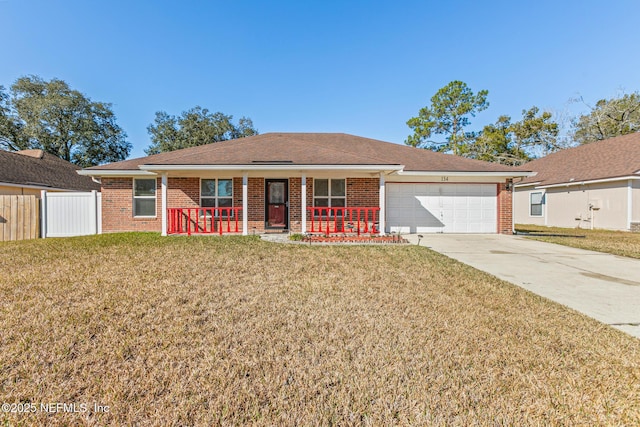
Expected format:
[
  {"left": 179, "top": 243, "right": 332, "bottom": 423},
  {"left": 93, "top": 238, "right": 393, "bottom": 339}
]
[{"left": 386, "top": 183, "right": 497, "bottom": 233}]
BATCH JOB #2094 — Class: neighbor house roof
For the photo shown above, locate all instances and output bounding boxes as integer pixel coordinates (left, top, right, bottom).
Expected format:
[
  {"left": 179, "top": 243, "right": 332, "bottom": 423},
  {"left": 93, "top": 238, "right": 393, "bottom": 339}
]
[
  {"left": 0, "top": 149, "right": 100, "bottom": 191},
  {"left": 516, "top": 132, "right": 640, "bottom": 187},
  {"left": 85, "top": 132, "right": 525, "bottom": 174}
]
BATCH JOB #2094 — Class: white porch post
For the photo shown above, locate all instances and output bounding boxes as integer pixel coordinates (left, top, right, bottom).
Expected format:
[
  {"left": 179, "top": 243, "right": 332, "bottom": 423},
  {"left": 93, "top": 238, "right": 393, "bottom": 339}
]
[
  {"left": 379, "top": 173, "right": 386, "bottom": 235},
  {"left": 161, "top": 173, "right": 168, "bottom": 236},
  {"left": 242, "top": 173, "right": 248, "bottom": 235},
  {"left": 301, "top": 174, "right": 307, "bottom": 233}
]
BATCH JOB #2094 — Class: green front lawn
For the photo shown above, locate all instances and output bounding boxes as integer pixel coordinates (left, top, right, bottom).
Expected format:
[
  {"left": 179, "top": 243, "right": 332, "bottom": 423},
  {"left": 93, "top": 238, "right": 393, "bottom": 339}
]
[
  {"left": 515, "top": 224, "right": 640, "bottom": 259},
  {"left": 1, "top": 234, "right": 639, "bottom": 425}
]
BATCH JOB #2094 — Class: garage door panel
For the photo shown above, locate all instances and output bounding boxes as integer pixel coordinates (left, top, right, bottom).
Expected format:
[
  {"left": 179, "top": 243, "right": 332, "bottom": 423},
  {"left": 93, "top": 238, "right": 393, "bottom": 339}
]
[{"left": 387, "top": 183, "right": 497, "bottom": 234}]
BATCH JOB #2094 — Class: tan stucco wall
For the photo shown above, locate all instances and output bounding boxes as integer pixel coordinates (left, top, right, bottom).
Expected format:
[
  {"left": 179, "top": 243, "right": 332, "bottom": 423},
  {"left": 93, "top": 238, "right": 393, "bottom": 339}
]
[
  {"left": 633, "top": 180, "right": 640, "bottom": 224},
  {"left": 513, "top": 188, "right": 546, "bottom": 226},
  {"left": 515, "top": 181, "right": 630, "bottom": 230},
  {"left": 0, "top": 185, "right": 42, "bottom": 197}
]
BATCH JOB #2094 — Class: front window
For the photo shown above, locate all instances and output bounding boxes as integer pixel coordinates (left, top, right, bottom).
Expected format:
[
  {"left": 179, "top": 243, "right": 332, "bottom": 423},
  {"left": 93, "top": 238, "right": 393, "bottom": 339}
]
[
  {"left": 314, "top": 179, "right": 346, "bottom": 213},
  {"left": 530, "top": 192, "right": 544, "bottom": 216},
  {"left": 201, "top": 179, "right": 233, "bottom": 215},
  {"left": 133, "top": 178, "right": 156, "bottom": 217}
]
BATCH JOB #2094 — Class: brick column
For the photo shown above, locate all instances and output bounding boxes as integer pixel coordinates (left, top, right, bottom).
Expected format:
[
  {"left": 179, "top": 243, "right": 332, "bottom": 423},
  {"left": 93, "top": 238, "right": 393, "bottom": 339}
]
[{"left": 497, "top": 181, "right": 513, "bottom": 234}]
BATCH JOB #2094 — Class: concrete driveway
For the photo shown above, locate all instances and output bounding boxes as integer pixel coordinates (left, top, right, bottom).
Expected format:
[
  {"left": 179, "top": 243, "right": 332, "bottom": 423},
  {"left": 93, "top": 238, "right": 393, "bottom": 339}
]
[{"left": 404, "top": 234, "right": 640, "bottom": 338}]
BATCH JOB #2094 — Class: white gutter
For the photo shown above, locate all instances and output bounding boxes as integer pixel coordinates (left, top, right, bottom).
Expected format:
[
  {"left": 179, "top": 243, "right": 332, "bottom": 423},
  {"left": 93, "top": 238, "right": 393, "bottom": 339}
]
[
  {"left": 396, "top": 170, "right": 535, "bottom": 177},
  {"left": 77, "top": 170, "right": 157, "bottom": 177},
  {"left": 533, "top": 175, "right": 640, "bottom": 190},
  {"left": 138, "top": 164, "right": 405, "bottom": 172},
  {"left": 513, "top": 181, "right": 542, "bottom": 188}
]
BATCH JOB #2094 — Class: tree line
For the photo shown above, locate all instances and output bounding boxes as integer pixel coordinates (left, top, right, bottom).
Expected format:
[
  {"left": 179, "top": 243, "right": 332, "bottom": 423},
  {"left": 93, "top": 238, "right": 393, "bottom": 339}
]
[
  {"left": 0, "top": 75, "right": 257, "bottom": 167},
  {"left": 1, "top": 75, "right": 638, "bottom": 167},
  {"left": 405, "top": 80, "right": 640, "bottom": 165}
]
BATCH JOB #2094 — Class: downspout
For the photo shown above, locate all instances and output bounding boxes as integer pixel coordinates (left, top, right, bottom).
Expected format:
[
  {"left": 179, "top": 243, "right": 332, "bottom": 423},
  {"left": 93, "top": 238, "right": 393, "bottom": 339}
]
[{"left": 509, "top": 179, "right": 514, "bottom": 234}]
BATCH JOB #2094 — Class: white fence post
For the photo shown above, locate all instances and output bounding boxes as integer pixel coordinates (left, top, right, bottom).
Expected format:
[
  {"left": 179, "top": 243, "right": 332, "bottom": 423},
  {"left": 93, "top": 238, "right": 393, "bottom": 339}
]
[
  {"left": 97, "top": 192, "right": 102, "bottom": 234},
  {"left": 90, "top": 190, "right": 98, "bottom": 235},
  {"left": 40, "top": 190, "right": 48, "bottom": 238}
]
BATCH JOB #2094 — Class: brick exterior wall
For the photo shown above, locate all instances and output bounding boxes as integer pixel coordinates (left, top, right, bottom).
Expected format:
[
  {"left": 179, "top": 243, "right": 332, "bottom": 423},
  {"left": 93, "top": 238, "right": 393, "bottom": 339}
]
[
  {"left": 168, "top": 178, "right": 199, "bottom": 208},
  {"left": 246, "top": 178, "right": 264, "bottom": 234},
  {"left": 101, "top": 175, "right": 514, "bottom": 235},
  {"left": 497, "top": 181, "right": 513, "bottom": 235},
  {"left": 304, "top": 177, "right": 380, "bottom": 233},
  {"left": 102, "top": 177, "right": 162, "bottom": 232},
  {"left": 347, "top": 177, "right": 379, "bottom": 218},
  {"left": 289, "top": 177, "right": 302, "bottom": 232}
]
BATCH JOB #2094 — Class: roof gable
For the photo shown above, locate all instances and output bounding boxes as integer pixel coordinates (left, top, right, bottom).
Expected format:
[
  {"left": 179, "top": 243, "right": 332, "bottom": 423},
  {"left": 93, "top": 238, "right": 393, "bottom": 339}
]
[
  {"left": 517, "top": 133, "right": 640, "bottom": 186},
  {"left": 0, "top": 150, "right": 100, "bottom": 191},
  {"left": 86, "top": 133, "right": 522, "bottom": 173}
]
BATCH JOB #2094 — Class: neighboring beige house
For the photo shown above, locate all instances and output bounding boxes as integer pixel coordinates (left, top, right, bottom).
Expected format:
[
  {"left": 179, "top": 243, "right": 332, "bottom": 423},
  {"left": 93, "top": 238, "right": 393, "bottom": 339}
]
[
  {"left": 0, "top": 149, "right": 100, "bottom": 195},
  {"left": 514, "top": 133, "right": 640, "bottom": 231}
]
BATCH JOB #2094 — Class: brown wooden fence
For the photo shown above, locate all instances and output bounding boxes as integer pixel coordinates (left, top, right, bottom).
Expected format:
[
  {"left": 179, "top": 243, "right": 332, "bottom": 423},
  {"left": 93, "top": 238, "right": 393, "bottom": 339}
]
[{"left": 0, "top": 195, "right": 40, "bottom": 241}]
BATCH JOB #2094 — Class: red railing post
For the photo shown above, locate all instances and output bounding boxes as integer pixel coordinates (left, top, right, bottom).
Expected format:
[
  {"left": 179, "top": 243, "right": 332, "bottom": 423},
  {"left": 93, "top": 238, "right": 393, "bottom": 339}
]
[
  {"left": 186, "top": 209, "right": 191, "bottom": 236},
  {"left": 325, "top": 208, "right": 330, "bottom": 236},
  {"left": 235, "top": 207, "right": 239, "bottom": 232}
]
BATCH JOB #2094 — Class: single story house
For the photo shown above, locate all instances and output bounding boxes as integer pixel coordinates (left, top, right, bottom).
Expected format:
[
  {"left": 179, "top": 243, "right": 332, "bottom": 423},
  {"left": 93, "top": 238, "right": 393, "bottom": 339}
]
[
  {"left": 79, "top": 133, "right": 532, "bottom": 236},
  {"left": 514, "top": 133, "right": 640, "bottom": 231},
  {"left": 0, "top": 149, "right": 100, "bottom": 196}
]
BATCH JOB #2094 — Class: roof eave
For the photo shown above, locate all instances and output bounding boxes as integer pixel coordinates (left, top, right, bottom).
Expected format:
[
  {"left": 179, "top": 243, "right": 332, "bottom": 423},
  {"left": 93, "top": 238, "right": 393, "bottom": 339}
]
[
  {"left": 397, "top": 170, "right": 535, "bottom": 177},
  {"left": 77, "top": 169, "right": 158, "bottom": 177},
  {"left": 526, "top": 175, "right": 640, "bottom": 189},
  {"left": 0, "top": 181, "right": 92, "bottom": 192}
]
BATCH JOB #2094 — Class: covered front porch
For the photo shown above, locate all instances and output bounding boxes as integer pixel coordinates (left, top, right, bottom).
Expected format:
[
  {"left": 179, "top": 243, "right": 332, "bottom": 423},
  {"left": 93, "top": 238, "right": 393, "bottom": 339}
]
[
  {"left": 155, "top": 170, "right": 390, "bottom": 236},
  {"left": 165, "top": 206, "right": 381, "bottom": 236}
]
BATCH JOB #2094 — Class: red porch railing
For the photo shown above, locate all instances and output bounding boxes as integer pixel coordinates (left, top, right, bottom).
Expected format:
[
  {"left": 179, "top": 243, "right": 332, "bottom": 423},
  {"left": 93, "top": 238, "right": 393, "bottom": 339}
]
[
  {"left": 167, "top": 207, "right": 242, "bottom": 235},
  {"left": 307, "top": 207, "right": 380, "bottom": 235}
]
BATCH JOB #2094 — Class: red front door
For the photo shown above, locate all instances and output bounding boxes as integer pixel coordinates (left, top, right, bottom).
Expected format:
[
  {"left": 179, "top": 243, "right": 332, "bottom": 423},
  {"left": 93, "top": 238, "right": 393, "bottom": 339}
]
[{"left": 266, "top": 179, "right": 288, "bottom": 229}]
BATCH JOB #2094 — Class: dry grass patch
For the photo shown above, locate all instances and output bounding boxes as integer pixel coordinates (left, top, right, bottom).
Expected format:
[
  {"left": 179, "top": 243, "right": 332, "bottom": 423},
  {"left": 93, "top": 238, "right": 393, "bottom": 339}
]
[
  {"left": 516, "top": 224, "right": 640, "bottom": 259},
  {"left": 1, "top": 233, "right": 639, "bottom": 425}
]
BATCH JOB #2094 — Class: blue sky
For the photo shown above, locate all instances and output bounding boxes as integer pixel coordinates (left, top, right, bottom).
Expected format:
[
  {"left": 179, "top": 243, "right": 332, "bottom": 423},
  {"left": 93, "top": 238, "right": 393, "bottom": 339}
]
[{"left": 2, "top": 0, "right": 639, "bottom": 159}]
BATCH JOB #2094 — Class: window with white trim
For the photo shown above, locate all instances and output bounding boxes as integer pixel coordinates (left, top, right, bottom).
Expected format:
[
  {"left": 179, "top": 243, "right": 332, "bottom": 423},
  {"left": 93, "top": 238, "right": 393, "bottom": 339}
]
[
  {"left": 314, "top": 179, "right": 346, "bottom": 213},
  {"left": 133, "top": 178, "right": 156, "bottom": 217},
  {"left": 530, "top": 192, "right": 544, "bottom": 216},
  {"left": 201, "top": 179, "right": 233, "bottom": 215}
]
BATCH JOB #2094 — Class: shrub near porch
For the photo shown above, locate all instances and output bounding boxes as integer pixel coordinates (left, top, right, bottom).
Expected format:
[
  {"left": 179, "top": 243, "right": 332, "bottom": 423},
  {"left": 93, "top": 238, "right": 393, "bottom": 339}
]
[{"left": 0, "top": 234, "right": 638, "bottom": 425}]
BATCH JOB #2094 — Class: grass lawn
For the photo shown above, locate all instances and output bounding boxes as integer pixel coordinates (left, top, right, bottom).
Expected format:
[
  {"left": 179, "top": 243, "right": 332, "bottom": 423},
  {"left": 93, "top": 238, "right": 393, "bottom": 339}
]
[
  {"left": 1, "top": 234, "right": 639, "bottom": 425},
  {"left": 515, "top": 224, "right": 640, "bottom": 259}
]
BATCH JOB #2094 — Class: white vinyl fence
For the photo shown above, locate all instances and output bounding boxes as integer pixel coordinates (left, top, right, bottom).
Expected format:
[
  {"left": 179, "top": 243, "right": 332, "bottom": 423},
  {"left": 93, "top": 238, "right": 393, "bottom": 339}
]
[{"left": 41, "top": 190, "right": 101, "bottom": 238}]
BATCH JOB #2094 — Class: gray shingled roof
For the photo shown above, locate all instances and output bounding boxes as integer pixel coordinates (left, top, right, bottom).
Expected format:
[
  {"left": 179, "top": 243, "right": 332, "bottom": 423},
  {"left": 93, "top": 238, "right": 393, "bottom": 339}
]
[
  {"left": 516, "top": 133, "right": 640, "bottom": 186},
  {"left": 86, "top": 133, "right": 524, "bottom": 173},
  {"left": 0, "top": 149, "right": 101, "bottom": 191}
]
